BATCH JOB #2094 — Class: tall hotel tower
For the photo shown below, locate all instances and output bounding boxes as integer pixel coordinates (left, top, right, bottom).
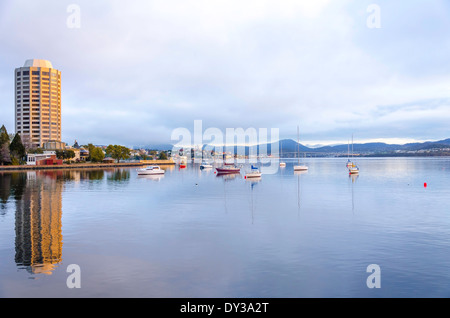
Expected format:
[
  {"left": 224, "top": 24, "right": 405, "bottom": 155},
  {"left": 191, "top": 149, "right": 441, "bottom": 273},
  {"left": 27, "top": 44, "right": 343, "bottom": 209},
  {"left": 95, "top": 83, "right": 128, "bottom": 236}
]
[{"left": 15, "top": 59, "right": 61, "bottom": 148}]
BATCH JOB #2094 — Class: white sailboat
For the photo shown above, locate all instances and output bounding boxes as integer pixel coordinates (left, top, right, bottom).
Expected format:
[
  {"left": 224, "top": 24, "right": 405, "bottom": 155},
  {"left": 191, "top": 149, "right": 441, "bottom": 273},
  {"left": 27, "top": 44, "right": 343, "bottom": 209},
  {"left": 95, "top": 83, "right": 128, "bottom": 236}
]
[
  {"left": 200, "top": 162, "right": 213, "bottom": 169},
  {"left": 245, "top": 165, "right": 262, "bottom": 178},
  {"left": 294, "top": 126, "right": 308, "bottom": 172},
  {"left": 279, "top": 140, "right": 286, "bottom": 167},
  {"left": 348, "top": 134, "right": 359, "bottom": 174},
  {"left": 346, "top": 139, "right": 353, "bottom": 168}
]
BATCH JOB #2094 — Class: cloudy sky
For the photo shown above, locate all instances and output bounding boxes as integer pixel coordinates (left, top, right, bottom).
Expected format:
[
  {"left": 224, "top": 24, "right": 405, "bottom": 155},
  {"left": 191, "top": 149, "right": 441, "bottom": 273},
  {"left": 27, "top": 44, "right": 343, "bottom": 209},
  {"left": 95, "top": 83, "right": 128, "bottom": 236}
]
[{"left": 0, "top": 0, "right": 449, "bottom": 147}]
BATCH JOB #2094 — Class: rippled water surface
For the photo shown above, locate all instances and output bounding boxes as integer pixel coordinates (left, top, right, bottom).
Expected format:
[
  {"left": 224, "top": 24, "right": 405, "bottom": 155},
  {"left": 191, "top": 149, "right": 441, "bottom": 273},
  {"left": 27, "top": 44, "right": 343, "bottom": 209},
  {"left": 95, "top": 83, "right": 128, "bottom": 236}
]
[{"left": 1, "top": 157, "right": 450, "bottom": 297}]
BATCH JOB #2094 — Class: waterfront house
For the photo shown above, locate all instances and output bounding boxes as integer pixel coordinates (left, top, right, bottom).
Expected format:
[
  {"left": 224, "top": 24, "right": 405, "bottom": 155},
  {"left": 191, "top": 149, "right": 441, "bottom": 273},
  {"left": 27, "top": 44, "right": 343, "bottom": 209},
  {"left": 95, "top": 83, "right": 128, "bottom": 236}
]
[{"left": 26, "top": 151, "right": 63, "bottom": 166}]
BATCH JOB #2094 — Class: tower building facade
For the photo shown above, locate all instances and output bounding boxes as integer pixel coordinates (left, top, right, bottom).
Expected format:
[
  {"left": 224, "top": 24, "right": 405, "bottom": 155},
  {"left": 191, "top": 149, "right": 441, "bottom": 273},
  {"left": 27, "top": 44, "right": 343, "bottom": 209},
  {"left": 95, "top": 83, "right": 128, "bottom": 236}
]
[{"left": 15, "top": 59, "right": 61, "bottom": 148}]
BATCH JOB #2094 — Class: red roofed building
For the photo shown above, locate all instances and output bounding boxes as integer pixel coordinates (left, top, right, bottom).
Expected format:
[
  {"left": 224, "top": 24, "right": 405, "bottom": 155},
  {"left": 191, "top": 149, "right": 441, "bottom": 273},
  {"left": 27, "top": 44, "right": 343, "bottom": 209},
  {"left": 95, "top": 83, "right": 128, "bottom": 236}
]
[{"left": 27, "top": 151, "right": 63, "bottom": 166}]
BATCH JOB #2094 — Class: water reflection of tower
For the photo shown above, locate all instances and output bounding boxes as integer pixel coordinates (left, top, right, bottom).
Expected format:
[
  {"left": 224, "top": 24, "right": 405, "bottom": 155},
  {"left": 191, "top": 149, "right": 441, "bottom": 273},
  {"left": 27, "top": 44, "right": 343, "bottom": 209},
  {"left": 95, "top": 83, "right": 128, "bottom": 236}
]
[{"left": 15, "top": 171, "right": 63, "bottom": 275}]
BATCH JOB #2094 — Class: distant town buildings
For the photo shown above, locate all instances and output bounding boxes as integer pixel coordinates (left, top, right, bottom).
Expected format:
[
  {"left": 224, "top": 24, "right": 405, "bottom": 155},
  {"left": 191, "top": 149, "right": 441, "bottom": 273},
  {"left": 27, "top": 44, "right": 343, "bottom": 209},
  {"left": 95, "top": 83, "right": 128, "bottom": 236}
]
[{"left": 15, "top": 59, "right": 62, "bottom": 149}]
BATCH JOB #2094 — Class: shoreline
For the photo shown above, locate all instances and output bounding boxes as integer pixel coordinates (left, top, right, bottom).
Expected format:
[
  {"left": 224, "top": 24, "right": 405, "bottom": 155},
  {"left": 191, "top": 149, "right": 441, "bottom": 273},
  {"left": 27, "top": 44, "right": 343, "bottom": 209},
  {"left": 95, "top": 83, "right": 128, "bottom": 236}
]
[{"left": 0, "top": 160, "right": 175, "bottom": 172}]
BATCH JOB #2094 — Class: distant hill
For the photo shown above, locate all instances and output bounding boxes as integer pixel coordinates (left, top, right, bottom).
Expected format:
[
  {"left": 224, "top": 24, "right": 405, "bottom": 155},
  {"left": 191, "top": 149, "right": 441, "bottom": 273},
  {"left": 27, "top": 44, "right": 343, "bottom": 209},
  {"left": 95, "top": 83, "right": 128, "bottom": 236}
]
[
  {"left": 312, "top": 142, "right": 398, "bottom": 153},
  {"left": 134, "top": 144, "right": 173, "bottom": 151},
  {"left": 265, "top": 138, "right": 450, "bottom": 156},
  {"left": 135, "top": 138, "right": 450, "bottom": 156}
]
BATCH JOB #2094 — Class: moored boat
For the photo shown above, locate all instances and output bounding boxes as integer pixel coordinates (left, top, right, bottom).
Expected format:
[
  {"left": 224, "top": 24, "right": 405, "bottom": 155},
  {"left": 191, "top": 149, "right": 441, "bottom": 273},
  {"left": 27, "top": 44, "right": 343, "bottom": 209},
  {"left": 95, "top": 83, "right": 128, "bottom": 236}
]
[
  {"left": 294, "top": 164, "right": 308, "bottom": 171},
  {"left": 200, "top": 162, "right": 213, "bottom": 169},
  {"left": 216, "top": 163, "right": 240, "bottom": 174},
  {"left": 279, "top": 141, "right": 286, "bottom": 167},
  {"left": 349, "top": 165, "right": 359, "bottom": 174},
  {"left": 347, "top": 134, "right": 359, "bottom": 174},
  {"left": 294, "top": 125, "right": 308, "bottom": 172},
  {"left": 245, "top": 165, "right": 262, "bottom": 178},
  {"left": 137, "top": 165, "right": 165, "bottom": 175}
]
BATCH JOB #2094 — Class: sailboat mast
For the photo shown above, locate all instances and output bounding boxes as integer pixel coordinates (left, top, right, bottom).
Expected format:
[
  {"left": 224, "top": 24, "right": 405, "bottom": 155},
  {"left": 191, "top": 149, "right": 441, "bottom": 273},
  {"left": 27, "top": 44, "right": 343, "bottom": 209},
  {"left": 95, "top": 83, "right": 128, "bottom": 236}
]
[
  {"left": 297, "top": 125, "right": 300, "bottom": 163},
  {"left": 347, "top": 140, "right": 349, "bottom": 160},
  {"left": 351, "top": 134, "right": 354, "bottom": 159}
]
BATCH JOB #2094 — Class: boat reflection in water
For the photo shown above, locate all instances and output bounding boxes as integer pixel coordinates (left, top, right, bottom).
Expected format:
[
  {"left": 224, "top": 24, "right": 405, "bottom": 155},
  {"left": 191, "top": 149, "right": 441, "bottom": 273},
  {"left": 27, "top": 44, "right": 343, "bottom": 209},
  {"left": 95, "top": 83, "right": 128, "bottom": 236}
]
[
  {"left": 349, "top": 173, "right": 359, "bottom": 183},
  {"left": 294, "top": 170, "right": 308, "bottom": 215},
  {"left": 137, "top": 174, "right": 165, "bottom": 182},
  {"left": 246, "top": 176, "right": 261, "bottom": 224},
  {"left": 349, "top": 172, "right": 358, "bottom": 213},
  {"left": 215, "top": 172, "right": 241, "bottom": 180}
]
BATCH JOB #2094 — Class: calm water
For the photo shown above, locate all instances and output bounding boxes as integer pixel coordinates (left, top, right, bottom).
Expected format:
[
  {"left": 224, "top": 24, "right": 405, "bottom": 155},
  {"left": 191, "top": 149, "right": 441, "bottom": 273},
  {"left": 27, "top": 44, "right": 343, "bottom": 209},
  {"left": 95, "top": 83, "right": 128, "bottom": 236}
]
[{"left": 1, "top": 158, "right": 450, "bottom": 298}]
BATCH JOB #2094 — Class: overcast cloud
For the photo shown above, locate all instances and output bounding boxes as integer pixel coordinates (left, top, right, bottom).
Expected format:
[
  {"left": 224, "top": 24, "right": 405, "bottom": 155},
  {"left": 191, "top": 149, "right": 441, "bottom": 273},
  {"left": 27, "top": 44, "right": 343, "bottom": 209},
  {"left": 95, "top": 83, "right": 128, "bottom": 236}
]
[{"left": 0, "top": 0, "right": 449, "bottom": 147}]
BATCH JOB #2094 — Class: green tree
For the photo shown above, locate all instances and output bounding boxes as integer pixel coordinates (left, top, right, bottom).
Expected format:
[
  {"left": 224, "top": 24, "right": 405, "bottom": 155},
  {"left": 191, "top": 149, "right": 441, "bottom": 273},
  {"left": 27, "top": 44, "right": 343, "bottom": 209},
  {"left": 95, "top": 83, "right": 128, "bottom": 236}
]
[
  {"left": 0, "top": 125, "right": 11, "bottom": 165},
  {"left": 28, "top": 148, "right": 44, "bottom": 154},
  {"left": 65, "top": 150, "right": 75, "bottom": 160},
  {"left": 0, "top": 125, "right": 10, "bottom": 146},
  {"left": 9, "top": 133, "right": 26, "bottom": 164},
  {"left": 106, "top": 145, "right": 131, "bottom": 163},
  {"left": 87, "top": 143, "right": 95, "bottom": 161},
  {"left": 56, "top": 149, "right": 75, "bottom": 160},
  {"left": 159, "top": 151, "right": 168, "bottom": 160},
  {"left": 0, "top": 144, "right": 11, "bottom": 165},
  {"left": 55, "top": 150, "right": 64, "bottom": 159},
  {"left": 90, "top": 147, "right": 105, "bottom": 163},
  {"left": 139, "top": 150, "right": 149, "bottom": 160}
]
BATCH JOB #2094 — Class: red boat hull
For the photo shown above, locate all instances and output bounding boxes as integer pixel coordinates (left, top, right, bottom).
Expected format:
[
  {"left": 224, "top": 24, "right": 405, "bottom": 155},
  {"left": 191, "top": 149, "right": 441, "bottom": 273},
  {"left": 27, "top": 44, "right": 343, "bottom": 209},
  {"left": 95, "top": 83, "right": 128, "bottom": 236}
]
[{"left": 216, "top": 168, "right": 240, "bottom": 174}]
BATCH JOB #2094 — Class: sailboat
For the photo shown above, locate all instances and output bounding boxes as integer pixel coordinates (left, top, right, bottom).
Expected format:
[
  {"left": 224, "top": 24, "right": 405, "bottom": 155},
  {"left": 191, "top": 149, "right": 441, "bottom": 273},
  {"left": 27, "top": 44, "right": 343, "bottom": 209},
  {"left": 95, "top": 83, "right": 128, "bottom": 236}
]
[
  {"left": 294, "top": 126, "right": 308, "bottom": 171},
  {"left": 245, "top": 165, "right": 262, "bottom": 178},
  {"left": 348, "top": 134, "right": 359, "bottom": 174},
  {"left": 279, "top": 140, "right": 286, "bottom": 167},
  {"left": 346, "top": 140, "right": 353, "bottom": 168},
  {"left": 349, "top": 164, "right": 359, "bottom": 174},
  {"left": 200, "top": 152, "right": 213, "bottom": 169}
]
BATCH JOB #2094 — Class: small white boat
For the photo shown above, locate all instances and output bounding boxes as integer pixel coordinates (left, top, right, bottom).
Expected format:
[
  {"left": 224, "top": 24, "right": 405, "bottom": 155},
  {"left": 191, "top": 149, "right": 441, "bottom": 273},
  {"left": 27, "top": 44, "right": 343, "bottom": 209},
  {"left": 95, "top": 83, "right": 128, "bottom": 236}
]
[
  {"left": 349, "top": 166, "right": 359, "bottom": 174},
  {"left": 294, "top": 165, "right": 308, "bottom": 171},
  {"left": 246, "top": 172, "right": 262, "bottom": 178},
  {"left": 137, "top": 165, "right": 165, "bottom": 175},
  {"left": 200, "top": 162, "right": 213, "bottom": 169},
  {"left": 245, "top": 165, "right": 262, "bottom": 178},
  {"left": 279, "top": 162, "right": 286, "bottom": 167}
]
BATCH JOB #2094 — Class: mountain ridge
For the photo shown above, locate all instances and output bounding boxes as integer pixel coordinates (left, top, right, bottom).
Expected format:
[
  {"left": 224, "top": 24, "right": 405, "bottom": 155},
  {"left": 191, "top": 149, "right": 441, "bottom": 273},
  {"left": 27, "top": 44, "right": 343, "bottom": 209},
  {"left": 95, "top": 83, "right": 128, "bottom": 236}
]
[{"left": 138, "top": 138, "right": 450, "bottom": 156}]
